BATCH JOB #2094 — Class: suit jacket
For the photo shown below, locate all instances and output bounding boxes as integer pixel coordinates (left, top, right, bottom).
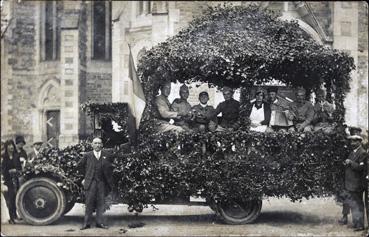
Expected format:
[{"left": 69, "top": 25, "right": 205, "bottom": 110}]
[
  {"left": 245, "top": 101, "right": 271, "bottom": 126},
  {"left": 345, "top": 146, "right": 368, "bottom": 192},
  {"left": 76, "top": 150, "right": 114, "bottom": 194}
]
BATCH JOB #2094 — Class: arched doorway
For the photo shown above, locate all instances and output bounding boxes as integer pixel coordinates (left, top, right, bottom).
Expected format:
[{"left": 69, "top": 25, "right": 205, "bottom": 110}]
[{"left": 36, "top": 79, "right": 61, "bottom": 147}]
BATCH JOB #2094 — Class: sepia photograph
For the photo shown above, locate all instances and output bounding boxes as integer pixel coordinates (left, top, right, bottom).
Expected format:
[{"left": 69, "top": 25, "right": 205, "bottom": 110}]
[{"left": 1, "top": 1, "right": 368, "bottom": 236}]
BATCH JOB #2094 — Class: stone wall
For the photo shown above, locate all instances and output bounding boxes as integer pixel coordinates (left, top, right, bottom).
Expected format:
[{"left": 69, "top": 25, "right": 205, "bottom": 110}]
[
  {"left": 78, "top": 1, "right": 88, "bottom": 138},
  {"left": 357, "top": 2, "right": 368, "bottom": 133},
  {"left": 358, "top": 2, "right": 368, "bottom": 52},
  {"left": 307, "top": 1, "right": 332, "bottom": 36},
  {"left": 2, "top": 1, "right": 37, "bottom": 143},
  {"left": 174, "top": 1, "right": 208, "bottom": 33},
  {"left": 85, "top": 72, "right": 112, "bottom": 103}
]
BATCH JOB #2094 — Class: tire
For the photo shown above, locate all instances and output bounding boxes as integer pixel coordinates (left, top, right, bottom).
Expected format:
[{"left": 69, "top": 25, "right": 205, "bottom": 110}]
[
  {"left": 217, "top": 199, "right": 262, "bottom": 224},
  {"left": 16, "top": 177, "right": 66, "bottom": 225}
]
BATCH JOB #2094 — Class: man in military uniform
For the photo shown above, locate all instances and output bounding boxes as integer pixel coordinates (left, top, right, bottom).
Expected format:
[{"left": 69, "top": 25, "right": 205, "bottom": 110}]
[
  {"left": 171, "top": 84, "right": 192, "bottom": 131},
  {"left": 289, "top": 87, "right": 315, "bottom": 132},
  {"left": 191, "top": 91, "right": 217, "bottom": 132},
  {"left": 155, "top": 82, "right": 187, "bottom": 133},
  {"left": 312, "top": 89, "right": 335, "bottom": 133}
]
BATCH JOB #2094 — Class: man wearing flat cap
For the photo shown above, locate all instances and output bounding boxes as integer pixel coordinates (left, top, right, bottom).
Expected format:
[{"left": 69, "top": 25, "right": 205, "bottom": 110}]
[{"left": 340, "top": 134, "right": 368, "bottom": 231}]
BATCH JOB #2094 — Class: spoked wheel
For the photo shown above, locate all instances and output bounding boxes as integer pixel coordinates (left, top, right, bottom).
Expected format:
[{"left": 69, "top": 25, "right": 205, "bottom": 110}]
[
  {"left": 16, "top": 178, "right": 66, "bottom": 225},
  {"left": 217, "top": 199, "right": 262, "bottom": 224}
]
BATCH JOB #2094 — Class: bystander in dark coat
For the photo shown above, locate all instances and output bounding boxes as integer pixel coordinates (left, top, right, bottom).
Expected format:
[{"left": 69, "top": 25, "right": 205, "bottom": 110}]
[
  {"left": 76, "top": 137, "right": 114, "bottom": 230},
  {"left": 342, "top": 134, "right": 368, "bottom": 231},
  {"left": 1, "top": 140, "right": 22, "bottom": 224}
]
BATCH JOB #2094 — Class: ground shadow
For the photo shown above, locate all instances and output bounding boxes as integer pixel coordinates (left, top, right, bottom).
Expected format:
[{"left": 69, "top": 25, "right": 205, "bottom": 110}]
[
  {"left": 57, "top": 210, "right": 335, "bottom": 227},
  {"left": 58, "top": 213, "right": 217, "bottom": 226},
  {"left": 256, "top": 211, "right": 335, "bottom": 225}
]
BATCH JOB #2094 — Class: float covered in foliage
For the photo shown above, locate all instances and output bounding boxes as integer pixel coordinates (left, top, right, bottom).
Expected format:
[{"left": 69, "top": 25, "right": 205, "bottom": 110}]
[{"left": 22, "top": 5, "right": 354, "bottom": 209}]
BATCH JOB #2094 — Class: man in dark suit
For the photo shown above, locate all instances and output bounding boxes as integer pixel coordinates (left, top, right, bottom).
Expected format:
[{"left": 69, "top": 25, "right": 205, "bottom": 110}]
[
  {"left": 77, "top": 137, "right": 114, "bottom": 230},
  {"left": 341, "top": 134, "right": 368, "bottom": 231}
]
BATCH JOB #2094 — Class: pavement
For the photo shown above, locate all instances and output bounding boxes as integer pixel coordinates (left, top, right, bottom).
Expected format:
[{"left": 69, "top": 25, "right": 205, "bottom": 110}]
[{"left": 1, "top": 197, "right": 368, "bottom": 236}]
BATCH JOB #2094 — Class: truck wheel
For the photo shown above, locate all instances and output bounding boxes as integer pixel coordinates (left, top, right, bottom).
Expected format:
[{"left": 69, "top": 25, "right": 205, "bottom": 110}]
[
  {"left": 217, "top": 199, "right": 262, "bottom": 224},
  {"left": 16, "top": 177, "right": 66, "bottom": 225}
]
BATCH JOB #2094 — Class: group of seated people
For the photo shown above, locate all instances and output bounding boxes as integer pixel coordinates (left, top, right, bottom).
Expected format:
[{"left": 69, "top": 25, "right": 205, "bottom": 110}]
[{"left": 154, "top": 81, "right": 335, "bottom": 134}]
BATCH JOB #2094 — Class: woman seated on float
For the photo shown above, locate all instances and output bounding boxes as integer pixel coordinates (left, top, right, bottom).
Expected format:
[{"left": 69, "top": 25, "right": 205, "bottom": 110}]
[{"left": 245, "top": 88, "right": 272, "bottom": 132}]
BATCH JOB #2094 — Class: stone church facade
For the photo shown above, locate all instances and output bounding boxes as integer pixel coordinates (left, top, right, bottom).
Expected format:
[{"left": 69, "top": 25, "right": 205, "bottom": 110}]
[{"left": 1, "top": 1, "right": 368, "bottom": 148}]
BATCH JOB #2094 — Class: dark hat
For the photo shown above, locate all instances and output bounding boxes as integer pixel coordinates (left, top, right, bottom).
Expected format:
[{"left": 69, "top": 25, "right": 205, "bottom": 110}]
[
  {"left": 199, "top": 91, "right": 209, "bottom": 97},
  {"left": 255, "top": 88, "right": 264, "bottom": 95},
  {"left": 15, "top": 135, "right": 26, "bottom": 145},
  {"left": 267, "top": 87, "right": 278, "bottom": 93},
  {"left": 222, "top": 86, "right": 233, "bottom": 93},
  {"left": 349, "top": 127, "right": 362, "bottom": 136}
]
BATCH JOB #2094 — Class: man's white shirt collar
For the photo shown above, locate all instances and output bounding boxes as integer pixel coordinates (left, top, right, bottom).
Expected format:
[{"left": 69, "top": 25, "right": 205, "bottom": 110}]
[{"left": 94, "top": 150, "right": 101, "bottom": 159}]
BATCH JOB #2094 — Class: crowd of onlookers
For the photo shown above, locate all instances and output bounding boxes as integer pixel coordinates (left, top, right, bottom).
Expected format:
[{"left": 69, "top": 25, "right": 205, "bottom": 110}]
[
  {"left": 1, "top": 136, "right": 43, "bottom": 224},
  {"left": 154, "top": 82, "right": 336, "bottom": 134}
]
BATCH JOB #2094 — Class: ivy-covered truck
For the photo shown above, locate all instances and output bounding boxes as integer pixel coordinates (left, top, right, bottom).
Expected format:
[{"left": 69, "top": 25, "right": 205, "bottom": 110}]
[{"left": 16, "top": 5, "right": 355, "bottom": 226}]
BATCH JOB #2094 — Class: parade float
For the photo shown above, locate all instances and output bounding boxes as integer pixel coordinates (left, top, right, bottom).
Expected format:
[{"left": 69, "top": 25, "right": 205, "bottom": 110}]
[{"left": 16, "top": 5, "right": 354, "bottom": 225}]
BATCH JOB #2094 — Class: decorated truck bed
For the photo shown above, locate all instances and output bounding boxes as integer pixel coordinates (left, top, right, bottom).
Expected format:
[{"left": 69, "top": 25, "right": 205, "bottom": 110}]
[
  {"left": 16, "top": 5, "right": 354, "bottom": 226},
  {"left": 18, "top": 102, "right": 349, "bottom": 225}
]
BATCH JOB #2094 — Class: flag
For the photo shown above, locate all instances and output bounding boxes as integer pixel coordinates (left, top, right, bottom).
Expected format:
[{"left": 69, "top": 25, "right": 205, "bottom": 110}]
[{"left": 128, "top": 45, "right": 146, "bottom": 129}]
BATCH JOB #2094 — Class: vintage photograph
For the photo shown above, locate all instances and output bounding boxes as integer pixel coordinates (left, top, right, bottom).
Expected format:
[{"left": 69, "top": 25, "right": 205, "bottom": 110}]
[{"left": 1, "top": 1, "right": 368, "bottom": 236}]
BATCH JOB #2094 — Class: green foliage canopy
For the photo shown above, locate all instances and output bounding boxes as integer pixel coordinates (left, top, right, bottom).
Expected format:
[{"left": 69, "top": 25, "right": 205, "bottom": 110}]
[{"left": 138, "top": 5, "right": 354, "bottom": 123}]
